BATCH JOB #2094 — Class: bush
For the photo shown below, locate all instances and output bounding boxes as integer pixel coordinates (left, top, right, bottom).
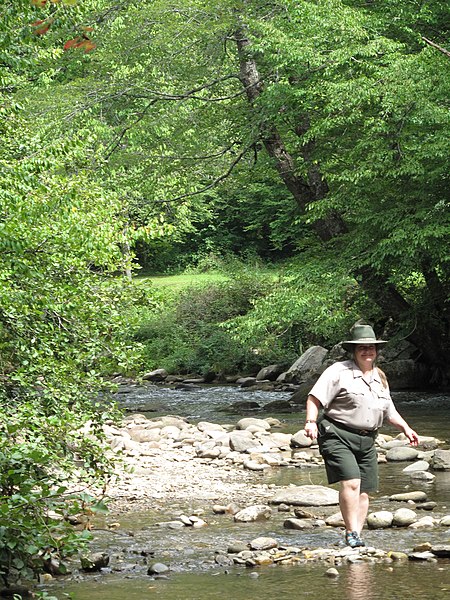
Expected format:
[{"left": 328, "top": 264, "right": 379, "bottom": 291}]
[{"left": 134, "top": 272, "right": 274, "bottom": 375}]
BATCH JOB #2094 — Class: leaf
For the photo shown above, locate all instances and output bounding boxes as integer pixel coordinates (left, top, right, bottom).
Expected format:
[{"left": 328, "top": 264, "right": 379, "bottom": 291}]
[
  {"left": 64, "top": 38, "right": 81, "bottom": 51},
  {"left": 76, "top": 40, "right": 97, "bottom": 53},
  {"left": 32, "top": 21, "right": 52, "bottom": 36}
]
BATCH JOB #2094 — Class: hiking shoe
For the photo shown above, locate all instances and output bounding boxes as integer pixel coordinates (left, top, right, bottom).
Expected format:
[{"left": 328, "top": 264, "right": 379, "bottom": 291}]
[{"left": 345, "top": 531, "right": 365, "bottom": 548}]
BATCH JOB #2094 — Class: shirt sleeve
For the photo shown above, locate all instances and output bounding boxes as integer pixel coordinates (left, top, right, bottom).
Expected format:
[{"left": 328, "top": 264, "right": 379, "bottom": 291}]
[{"left": 308, "top": 363, "right": 344, "bottom": 409}]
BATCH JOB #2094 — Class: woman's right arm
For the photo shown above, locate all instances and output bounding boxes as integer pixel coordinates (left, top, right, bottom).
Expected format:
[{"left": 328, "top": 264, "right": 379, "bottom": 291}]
[{"left": 304, "top": 395, "right": 321, "bottom": 439}]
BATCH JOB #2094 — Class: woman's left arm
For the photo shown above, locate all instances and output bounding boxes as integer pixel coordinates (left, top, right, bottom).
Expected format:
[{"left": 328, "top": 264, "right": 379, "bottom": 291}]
[{"left": 387, "top": 410, "right": 419, "bottom": 446}]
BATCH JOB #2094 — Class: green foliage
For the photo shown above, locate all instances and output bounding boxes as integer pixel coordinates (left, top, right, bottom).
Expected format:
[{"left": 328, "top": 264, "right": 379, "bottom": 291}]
[
  {"left": 134, "top": 270, "right": 275, "bottom": 375},
  {"left": 132, "top": 257, "right": 377, "bottom": 374},
  {"left": 224, "top": 254, "right": 379, "bottom": 357},
  {"left": 0, "top": 3, "right": 142, "bottom": 586},
  {"left": 0, "top": 399, "right": 112, "bottom": 584}
]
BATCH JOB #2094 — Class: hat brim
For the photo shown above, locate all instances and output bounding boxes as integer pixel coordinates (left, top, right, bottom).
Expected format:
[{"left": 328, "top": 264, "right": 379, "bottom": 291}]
[{"left": 342, "top": 340, "right": 387, "bottom": 352}]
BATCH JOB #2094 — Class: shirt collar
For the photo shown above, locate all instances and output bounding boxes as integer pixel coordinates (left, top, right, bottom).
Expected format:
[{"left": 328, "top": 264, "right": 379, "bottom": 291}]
[{"left": 351, "top": 361, "right": 381, "bottom": 382}]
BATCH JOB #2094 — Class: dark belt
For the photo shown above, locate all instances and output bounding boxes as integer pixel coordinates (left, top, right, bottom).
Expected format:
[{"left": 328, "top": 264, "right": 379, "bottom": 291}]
[{"left": 323, "top": 415, "right": 378, "bottom": 437}]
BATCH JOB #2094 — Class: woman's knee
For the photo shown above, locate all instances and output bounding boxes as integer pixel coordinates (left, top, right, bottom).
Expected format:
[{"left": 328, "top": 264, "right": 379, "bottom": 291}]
[{"left": 340, "top": 478, "right": 361, "bottom": 492}]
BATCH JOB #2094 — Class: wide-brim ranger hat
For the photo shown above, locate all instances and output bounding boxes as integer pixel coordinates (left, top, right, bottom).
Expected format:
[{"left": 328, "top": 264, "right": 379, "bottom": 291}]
[{"left": 341, "top": 324, "right": 388, "bottom": 352}]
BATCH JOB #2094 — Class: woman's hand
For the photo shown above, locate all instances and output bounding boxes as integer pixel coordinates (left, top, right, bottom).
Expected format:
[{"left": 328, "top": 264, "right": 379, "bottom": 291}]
[
  {"left": 304, "top": 421, "right": 318, "bottom": 440},
  {"left": 305, "top": 395, "right": 320, "bottom": 439},
  {"left": 404, "top": 427, "right": 419, "bottom": 446}
]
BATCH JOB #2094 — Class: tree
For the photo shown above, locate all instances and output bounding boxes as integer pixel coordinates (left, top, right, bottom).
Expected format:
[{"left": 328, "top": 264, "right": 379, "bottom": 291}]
[
  {"left": 19, "top": 0, "right": 450, "bottom": 378},
  {"left": 0, "top": 0, "right": 145, "bottom": 586}
]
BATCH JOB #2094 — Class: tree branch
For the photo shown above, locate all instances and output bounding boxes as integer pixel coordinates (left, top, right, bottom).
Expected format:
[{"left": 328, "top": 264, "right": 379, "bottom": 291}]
[
  {"left": 422, "top": 36, "right": 450, "bottom": 59},
  {"left": 159, "top": 143, "right": 254, "bottom": 204}
]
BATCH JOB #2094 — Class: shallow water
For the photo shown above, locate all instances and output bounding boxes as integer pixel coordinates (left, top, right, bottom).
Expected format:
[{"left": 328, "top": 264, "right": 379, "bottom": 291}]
[
  {"left": 45, "top": 386, "right": 450, "bottom": 600},
  {"left": 54, "top": 561, "right": 450, "bottom": 600}
]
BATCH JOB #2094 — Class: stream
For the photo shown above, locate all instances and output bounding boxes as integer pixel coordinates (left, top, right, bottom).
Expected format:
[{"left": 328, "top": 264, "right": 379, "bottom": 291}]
[{"left": 46, "top": 385, "right": 450, "bottom": 600}]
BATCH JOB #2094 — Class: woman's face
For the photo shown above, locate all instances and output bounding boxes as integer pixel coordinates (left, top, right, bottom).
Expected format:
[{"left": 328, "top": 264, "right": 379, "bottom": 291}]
[{"left": 354, "top": 344, "right": 377, "bottom": 370}]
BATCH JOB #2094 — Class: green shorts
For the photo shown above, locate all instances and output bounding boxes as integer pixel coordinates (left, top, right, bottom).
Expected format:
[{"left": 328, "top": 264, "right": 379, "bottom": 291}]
[{"left": 317, "top": 416, "right": 378, "bottom": 492}]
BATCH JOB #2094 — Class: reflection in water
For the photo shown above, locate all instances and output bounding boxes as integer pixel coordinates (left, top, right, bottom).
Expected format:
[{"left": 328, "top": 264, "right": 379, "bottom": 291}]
[{"left": 345, "top": 563, "right": 375, "bottom": 600}]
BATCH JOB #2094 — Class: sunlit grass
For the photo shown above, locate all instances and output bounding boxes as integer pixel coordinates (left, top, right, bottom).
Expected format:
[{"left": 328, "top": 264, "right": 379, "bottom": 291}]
[{"left": 135, "top": 271, "right": 229, "bottom": 290}]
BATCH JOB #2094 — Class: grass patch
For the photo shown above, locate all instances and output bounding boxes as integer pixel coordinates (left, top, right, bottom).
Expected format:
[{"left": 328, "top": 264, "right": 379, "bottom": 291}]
[{"left": 135, "top": 271, "right": 229, "bottom": 290}]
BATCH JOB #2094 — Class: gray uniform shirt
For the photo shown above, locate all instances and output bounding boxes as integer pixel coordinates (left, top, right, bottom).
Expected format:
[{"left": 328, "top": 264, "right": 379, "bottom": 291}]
[{"left": 309, "top": 360, "right": 396, "bottom": 430}]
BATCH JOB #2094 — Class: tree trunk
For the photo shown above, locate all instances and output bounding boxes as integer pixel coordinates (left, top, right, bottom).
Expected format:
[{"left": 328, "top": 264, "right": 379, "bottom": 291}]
[
  {"left": 236, "top": 32, "right": 347, "bottom": 241},
  {"left": 234, "top": 29, "right": 449, "bottom": 381}
]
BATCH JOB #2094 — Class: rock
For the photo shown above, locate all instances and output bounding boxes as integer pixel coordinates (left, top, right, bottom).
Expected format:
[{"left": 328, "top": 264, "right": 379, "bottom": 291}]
[
  {"left": 236, "top": 377, "right": 257, "bottom": 387},
  {"left": 416, "top": 502, "right": 437, "bottom": 511},
  {"left": 147, "top": 562, "right": 170, "bottom": 575},
  {"left": 80, "top": 552, "right": 110, "bottom": 572},
  {"left": 291, "top": 430, "right": 314, "bottom": 448},
  {"left": 367, "top": 511, "right": 394, "bottom": 529},
  {"left": 382, "top": 360, "right": 429, "bottom": 390},
  {"left": 293, "top": 507, "right": 319, "bottom": 519},
  {"left": 392, "top": 508, "right": 417, "bottom": 527},
  {"left": 325, "top": 567, "right": 340, "bottom": 578},
  {"left": 236, "top": 418, "right": 271, "bottom": 431},
  {"left": 268, "top": 432, "right": 293, "bottom": 449},
  {"left": 196, "top": 442, "right": 222, "bottom": 459},
  {"left": 197, "top": 422, "right": 227, "bottom": 433},
  {"left": 386, "top": 447, "right": 419, "bottom": 462},
  {"left": 382, "top": 439, "right": 409, "bottom": 450},
  {"left": 325, "top": 512, "right": 345, "bottom": 527},
  {"left": 413, "top": 542, "right": 432, "bottom": 552},
  {"left": 408, "top": 551, "right": 436, "bottom": 561},
  {"left": 129, "top": 428, "right": 161, "bottom": 443},
  {"left": 288, "top": 381, "right": 317, "bottom": 405},
  {"left": 243, "top": 459, "right": 270, "bottom": 471},
  {"left": 142, "top": 369, "right": 168, "bottom": 382},
  {"left": 192, "top": 517, "right": 208, "bottom": 529},
  {"left": 409, "top": 472, "right": 436, "bottom": 483},
  {"left": 408, "top": 516, "right": 436, "bottom": 529},
  {"left": 262, "top": 399, "right": 293, "bottom": 412},
  {"left": 234, "top": 505, "right": 272, "bottom": 522},
  {"left": 387, "top": 551, "right": 408, "bottom": 561},
  {"left": 227, "top": 541, "right": 249, "bottom": 553},
  {"left": 389, "top": 491, "right": 427, "bottom": 503},
  {"left": 431, "top": 449, "right": 450, "bottom": 470},
  {"left": 256, "top": 364, "right": 286, "bottom": 381},
  {"left": 284, "top": 346, "right": 328, "bottom": 383},
  {"left": 283, "top": 518, "right": 316, "bottom": 530},
  {"left": 249, "top": 537, "right": 278, "bottom": 551},
  {"left": 229, "top": 431, "right": 260, "bottom": 453},
  {"left": 430, "top": 544, "right": 450, "bottom": 557},
  {"left": 439, "top": 516, "right": 450, "bottom": 526},
  {"left": 270, "top": 485, "right": 339, "bottom": 507},
  {"left": 156, "top": 520, "right": 185, "bottom": 529},
  {"left": 402, "top": 460, "right": 429, "bottom": 472}
]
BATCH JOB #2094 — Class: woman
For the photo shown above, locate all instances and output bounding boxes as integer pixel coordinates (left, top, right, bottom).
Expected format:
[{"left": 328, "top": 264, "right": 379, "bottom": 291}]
[{"left": 304, "top": 323, "right": 419, "bottom": 548}]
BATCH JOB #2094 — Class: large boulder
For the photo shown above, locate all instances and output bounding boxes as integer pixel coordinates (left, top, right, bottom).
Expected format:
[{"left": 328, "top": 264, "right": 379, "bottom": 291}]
[
  {"left": 289, "top": 380, "right": 318, "bottom": 405},
  {"left": 283, "top": 346, "right": 328, "bottom": 384},
  {"left": 256, "top": 364, "right": 286, "bottom": 381},
  {"left": 381, "top": 359, "right": 430, "bottom": 390}
]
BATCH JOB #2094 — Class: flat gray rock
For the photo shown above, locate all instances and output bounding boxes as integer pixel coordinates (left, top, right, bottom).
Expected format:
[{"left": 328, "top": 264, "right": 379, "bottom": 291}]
[{"left": 270, "top": 485, "right": 339, "bottom": 506}]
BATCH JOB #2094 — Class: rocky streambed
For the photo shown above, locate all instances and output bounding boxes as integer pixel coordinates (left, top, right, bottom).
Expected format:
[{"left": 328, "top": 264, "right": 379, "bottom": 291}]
[{"left": 60, "top": 412, "right": 450, "bottom": 585}]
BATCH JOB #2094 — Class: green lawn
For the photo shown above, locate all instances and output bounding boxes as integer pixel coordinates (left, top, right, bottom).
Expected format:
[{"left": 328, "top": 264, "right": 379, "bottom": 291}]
[{"left": 135, "top": 271, "right": 230, "bottom": 290}]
